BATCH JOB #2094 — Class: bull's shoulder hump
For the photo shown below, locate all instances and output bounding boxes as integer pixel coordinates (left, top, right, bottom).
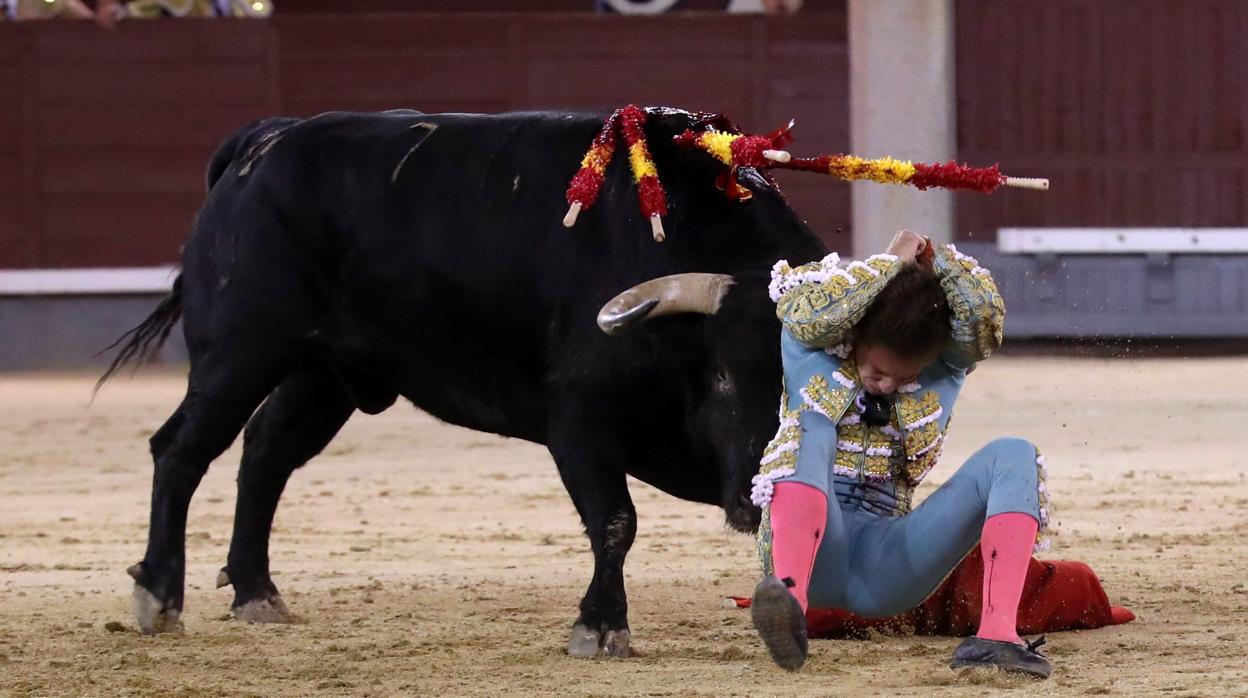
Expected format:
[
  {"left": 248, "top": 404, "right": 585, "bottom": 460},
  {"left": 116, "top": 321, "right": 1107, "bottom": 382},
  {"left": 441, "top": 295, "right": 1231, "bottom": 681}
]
[{"left": 283, "top": 109, "right": 605, "bottom": 140}]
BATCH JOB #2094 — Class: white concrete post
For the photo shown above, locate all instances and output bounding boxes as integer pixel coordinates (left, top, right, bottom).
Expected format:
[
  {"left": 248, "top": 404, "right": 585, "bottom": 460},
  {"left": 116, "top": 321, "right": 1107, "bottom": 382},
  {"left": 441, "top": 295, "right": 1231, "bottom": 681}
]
[{"left": 849, "top": 0, "right": 956, "bottom": 256}]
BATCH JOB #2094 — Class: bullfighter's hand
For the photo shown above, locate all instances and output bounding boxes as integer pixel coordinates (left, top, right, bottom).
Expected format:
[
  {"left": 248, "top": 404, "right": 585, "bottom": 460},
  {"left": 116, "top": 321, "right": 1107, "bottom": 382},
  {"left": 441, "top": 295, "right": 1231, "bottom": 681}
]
[
  {"left": 886, "top": 229, "right": 927, "bottom": 265},
  {"left": 917, "top": 235, "right": 935, "bottom": 270}
]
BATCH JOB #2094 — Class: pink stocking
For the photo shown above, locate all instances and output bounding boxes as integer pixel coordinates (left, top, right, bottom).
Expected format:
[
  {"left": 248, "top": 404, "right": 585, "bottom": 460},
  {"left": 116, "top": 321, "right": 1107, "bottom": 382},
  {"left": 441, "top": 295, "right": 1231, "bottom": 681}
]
[
  {"left": 976, "top": 512, "right": 1040, "bottom": 643},
  {"left": 769, "top": 481, "right": 828, "bottom": 613}
]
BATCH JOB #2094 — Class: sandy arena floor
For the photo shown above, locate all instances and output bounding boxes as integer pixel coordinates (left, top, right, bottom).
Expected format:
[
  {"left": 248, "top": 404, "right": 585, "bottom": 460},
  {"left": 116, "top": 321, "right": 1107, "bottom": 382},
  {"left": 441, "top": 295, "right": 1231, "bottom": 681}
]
[{"left": 1, "top": 357, "right": 1246, "bottom": 697}]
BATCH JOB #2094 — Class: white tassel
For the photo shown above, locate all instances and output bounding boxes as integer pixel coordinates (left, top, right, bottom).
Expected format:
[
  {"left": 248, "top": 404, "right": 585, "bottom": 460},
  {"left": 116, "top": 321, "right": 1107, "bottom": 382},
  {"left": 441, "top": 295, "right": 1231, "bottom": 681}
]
[{"left": 750, "top": 468, "right": 796, "bottom": 507}]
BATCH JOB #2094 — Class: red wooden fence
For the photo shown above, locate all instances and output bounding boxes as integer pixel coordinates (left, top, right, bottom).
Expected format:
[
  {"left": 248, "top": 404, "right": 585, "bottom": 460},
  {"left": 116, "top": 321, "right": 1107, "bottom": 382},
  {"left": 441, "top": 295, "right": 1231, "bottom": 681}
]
[
  {"left": 0, "top": 10, "right": 851, "bottom": 268},
  {"left": 6, "top": 2, "right": 1241, "bottom": 268},
  {"left": 956, "top": 0, "right": 1248, "bottom": 239}
]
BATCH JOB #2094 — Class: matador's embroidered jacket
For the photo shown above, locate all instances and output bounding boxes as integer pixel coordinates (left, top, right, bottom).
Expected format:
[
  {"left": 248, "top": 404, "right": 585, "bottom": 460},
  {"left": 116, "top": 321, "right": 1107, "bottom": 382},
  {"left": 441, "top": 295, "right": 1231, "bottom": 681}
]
[{"left": 750, "top": 245, "right": 1028, "bottom": 514}]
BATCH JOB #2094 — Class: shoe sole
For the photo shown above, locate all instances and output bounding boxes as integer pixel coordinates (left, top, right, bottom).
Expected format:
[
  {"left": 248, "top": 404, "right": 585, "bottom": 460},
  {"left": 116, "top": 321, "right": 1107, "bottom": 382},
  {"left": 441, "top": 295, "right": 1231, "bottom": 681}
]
[
  {"left": 751, "top": 580, "right": 806, "bottom": 671},
  {"left": 949, "top": 657, "right": 1052, "bottom": 679}
]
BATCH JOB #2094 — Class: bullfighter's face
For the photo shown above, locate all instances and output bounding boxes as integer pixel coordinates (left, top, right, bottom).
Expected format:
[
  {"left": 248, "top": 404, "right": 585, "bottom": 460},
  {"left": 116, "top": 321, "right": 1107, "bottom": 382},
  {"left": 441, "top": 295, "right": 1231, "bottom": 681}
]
[{"left": 855, "top": 343, "right": 927, "bottom": 396}]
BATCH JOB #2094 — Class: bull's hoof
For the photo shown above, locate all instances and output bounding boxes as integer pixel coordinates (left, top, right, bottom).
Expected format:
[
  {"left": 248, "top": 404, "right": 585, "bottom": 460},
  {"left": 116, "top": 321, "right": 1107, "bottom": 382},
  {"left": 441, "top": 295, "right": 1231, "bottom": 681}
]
[
  {"left": 567, "top": 624, "right": 601, "bottom": 657},
  {"left": 567, "top": 624, "right": 631, "bottom": 658},
  {"left": 232, "top": 595, "right": 294, "bottom": 624},
  {"left": 601, "top": 628, "right": 631, "bottom": 658},
  {"left": 130, "top": 583, "right": 183, "bottom": 635}
]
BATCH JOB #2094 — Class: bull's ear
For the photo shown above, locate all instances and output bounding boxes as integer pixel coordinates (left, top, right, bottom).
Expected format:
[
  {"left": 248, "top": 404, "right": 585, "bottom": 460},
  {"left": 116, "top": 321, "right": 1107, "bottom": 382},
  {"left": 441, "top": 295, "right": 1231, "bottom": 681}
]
[{"left": 597, "top": 273, "right": 735, "bottom": 336}]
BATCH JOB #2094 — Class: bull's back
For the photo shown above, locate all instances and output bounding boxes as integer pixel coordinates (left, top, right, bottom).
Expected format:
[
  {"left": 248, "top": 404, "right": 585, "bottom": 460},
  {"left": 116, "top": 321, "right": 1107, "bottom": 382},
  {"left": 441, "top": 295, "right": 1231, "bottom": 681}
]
[
  {"left": 187, "top": 111, "right": 610, "bottom": 438},
  {"left": 182, "top": 108, "right": 817, "bottom": 442}
]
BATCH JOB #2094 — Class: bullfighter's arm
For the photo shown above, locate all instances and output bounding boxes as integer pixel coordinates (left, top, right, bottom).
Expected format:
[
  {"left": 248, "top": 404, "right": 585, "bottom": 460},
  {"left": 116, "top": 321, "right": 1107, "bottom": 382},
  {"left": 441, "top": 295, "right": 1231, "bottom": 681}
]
[
  {"left": 771, "top": 254, "right": 903, "bottom": 350},
  {"left": 933, "top": 244, "right": 1006, "bottom": 369}
]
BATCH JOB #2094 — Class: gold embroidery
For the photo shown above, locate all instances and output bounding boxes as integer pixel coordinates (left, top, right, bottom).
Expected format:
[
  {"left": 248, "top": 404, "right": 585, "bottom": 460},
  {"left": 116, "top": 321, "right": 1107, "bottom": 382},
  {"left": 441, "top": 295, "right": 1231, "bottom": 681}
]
[
  {"left": 802, "top": 374, "right": 855, "bottom": 422},
  {"left": 757, "top": 504, "right": 774, "bottom": 575},
  {"left": 776, "top": 256, "right": 903, "bottom": 348},
  {"left": 838, "top": 422, "right": 865, "bottom": 442},
  {"left": 896, "top": 390, "right": 941, "bottom": 431},
  {"left": 934, "top": 245, "right": 1006, "bottom": 363},
  {"left": 759, "top": 448, "right": 797, "bottom": 475},
  {"left": 894, "top": 389, "right": 945, "bottom": 486},
  {"left": 834, "top": 448, "right": 860, "bottom": 475},
  {"left": 757, "top": 396, "right": 802, "bottom": 477},
  {"left": 892, "top": 481, "right": 915, "bottom": 515},
  {"left": 903, "top": 434, "right": 943, "bottom": 484},
  {"left": 903, "top": 421, "right": 941, "bottom": 458},
  {"left": 863, "top": 453, "right": 893, "bottom": 479},
  {"left": 863, "top": 429, "right": 901, "bottom": 479},
  {"left": 832, "top": 411, "right": 908, "bottom": 480},
  {"left": 780, "top": 290, "right": 817, "bottom": 324},
  {"left": 847, "top": 259, "right": 891, "bottom": 283},
  {"left": 866, "top": 429, "right": 899, "bottom": 452}
]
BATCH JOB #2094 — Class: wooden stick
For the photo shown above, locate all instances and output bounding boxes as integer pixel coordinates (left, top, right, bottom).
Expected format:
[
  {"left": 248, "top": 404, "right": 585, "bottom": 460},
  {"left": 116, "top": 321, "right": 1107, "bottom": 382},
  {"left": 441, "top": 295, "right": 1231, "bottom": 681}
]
[
  {"left": 1003, "top": 176, "right": 1049, "bottom": 191},
  {"left": 650, "top": 215, "right": 665, "bottom": 242},
  {"left": 563, "top": 202, "right": 582, "bottom": 227},
  {"left": 763, "top": 149, "right": 791, "bottom": 163}
]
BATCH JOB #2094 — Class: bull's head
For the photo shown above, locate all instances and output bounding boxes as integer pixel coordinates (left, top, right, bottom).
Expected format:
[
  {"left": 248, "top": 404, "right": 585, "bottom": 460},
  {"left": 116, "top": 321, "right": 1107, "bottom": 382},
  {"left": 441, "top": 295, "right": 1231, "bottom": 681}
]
[{"left": 597, "top": 272, "right": 782, "bottom": 532}]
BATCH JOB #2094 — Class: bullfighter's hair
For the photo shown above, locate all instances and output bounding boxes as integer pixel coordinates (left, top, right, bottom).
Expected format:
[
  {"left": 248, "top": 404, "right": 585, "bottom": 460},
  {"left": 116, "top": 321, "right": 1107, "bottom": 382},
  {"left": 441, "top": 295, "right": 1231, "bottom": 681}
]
[{"left": 854, "top": 263, "right": 951, "bottom": 362}]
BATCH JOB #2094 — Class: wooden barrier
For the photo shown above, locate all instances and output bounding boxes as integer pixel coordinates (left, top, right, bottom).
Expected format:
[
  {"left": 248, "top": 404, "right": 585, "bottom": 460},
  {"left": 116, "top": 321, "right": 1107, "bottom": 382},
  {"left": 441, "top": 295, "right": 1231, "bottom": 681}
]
[{"left": 0, "top": 10, "right": 851, "bottom": 269}]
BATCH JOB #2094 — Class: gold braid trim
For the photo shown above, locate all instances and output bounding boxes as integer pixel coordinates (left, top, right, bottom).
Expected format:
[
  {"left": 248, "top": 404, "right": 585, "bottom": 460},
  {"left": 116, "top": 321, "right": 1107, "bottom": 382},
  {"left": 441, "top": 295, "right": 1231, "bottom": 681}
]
[
  {"left": 934, "top": 245, "right": 1005, "bottom": 363},
  {"left": 800, "top": 366, "right": 858, "bottom": 422},
  {"left": 895, "top": 390, "right": 945, "bottom": 485},
  {"left": 776, "top": 255, "right": 903, "bottom": 348},
  {"left": 756, "top": 399, "right": 802, "bottom": 478},
  {"left": 757, "top": 503, "right": 775, "bottom": 575}
]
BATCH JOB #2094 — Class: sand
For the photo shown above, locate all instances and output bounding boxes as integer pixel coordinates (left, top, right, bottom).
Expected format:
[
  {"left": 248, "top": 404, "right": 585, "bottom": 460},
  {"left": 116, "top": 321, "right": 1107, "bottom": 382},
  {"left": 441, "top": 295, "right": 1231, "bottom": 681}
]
[{"left": 1, "top": 357, "right": 1246, "bottom": 697}]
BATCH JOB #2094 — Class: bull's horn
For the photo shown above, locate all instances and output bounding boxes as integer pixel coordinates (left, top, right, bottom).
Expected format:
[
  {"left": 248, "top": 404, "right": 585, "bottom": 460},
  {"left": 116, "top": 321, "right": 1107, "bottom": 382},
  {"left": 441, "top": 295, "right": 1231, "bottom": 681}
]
[{"left": 597, "top": 273, "right": 735, "bottom": 335}]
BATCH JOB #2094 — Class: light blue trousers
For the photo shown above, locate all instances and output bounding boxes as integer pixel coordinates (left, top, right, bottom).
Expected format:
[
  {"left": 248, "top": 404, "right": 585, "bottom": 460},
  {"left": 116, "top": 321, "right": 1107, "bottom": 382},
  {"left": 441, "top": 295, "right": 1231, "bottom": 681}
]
[{"left": 781, "top": 435, "right": 1042, "bottom": 617}]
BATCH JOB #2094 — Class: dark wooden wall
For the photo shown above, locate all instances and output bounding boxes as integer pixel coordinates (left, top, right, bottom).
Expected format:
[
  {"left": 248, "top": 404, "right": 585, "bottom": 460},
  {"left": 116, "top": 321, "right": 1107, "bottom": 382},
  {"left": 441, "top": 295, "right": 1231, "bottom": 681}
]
[
  {"left": 8, "top": 1, "right": 1240, "bottom": 268},
  {"left": 0, "top": 10, "right": 851, "bottom": 269},
  {"left": 0, "top": 21, "right": 277, "bottom": 268},
  {"left": 955, "top": 0, "right": 1248, "bottom": 240}
]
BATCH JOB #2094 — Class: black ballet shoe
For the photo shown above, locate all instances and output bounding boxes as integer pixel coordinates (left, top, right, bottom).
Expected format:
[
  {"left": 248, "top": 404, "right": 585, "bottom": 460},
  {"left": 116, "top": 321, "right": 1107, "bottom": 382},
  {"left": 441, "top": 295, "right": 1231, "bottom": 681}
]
[
  {"left": 949, "top": 635, "right": 1053, "bottom": 679},
  {"left": 750, "top": 575, "right": 808, "bottom": 671}
]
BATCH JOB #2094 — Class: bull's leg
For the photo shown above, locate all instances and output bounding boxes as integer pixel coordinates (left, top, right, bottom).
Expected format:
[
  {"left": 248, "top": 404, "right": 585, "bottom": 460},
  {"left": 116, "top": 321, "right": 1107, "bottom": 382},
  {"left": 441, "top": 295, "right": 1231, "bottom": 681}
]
[
  {"left": 219, "top": 364, "right": 355, "bottom": 623},
  {"left": 549, "top": 430, "right": 638, "bottom": 658},
  {"left": 129, "top": 355, "right": 284, "bottom": 634}
]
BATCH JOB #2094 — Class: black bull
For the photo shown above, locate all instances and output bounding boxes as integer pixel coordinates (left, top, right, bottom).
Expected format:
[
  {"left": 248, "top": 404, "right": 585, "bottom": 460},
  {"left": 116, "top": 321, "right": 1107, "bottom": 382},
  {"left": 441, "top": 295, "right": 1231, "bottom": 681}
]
[{"left": 102, "top": 108, "right": 825, "bottom": 656}]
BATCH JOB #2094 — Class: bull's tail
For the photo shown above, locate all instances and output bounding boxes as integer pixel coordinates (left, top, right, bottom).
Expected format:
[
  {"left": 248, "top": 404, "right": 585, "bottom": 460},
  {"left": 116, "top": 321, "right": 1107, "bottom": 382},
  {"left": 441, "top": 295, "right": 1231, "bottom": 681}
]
[{"left": 94, "top": 274, "right": 183, "bottom": 394}]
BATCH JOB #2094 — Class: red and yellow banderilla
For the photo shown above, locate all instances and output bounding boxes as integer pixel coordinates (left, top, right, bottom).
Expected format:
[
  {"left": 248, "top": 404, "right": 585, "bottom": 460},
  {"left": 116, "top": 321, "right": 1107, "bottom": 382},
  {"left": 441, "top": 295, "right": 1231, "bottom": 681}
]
[
  {"left": 563, "top": 107, "right": 1049, "bottom": 244},
  {"left": 563, "top": 104, "right": 668, "bottom": 241}
]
